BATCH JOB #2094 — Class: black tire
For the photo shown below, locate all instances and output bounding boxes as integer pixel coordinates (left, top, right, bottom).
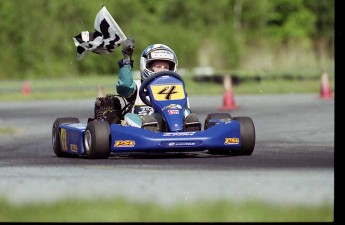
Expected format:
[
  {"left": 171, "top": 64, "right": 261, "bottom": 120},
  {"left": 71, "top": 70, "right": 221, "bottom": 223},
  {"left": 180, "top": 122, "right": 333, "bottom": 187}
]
[
  {"left": 52, "top": 117, "right": 80, "bottom": 157},
  {"left": 204, "top": 113, "right": 232, "bottom": 130},
  {"left": 205, "top": 113, "right": 232, "bottom": 155},
  {"left": 232, "top": 117, "right": 256, "bottom": 155},
  {"left": 84, "top": 121, "right": 110, "bottom": 159},
  {"left": 151, "top": 113, "right": 167, "bottom": 132}
]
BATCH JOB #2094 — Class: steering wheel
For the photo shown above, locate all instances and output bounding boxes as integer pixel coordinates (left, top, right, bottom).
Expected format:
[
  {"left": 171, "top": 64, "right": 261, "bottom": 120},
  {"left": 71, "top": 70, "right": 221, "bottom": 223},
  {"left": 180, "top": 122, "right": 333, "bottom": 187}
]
[{"left": 139, "top": 71, "right": 185, "bottom": 107}]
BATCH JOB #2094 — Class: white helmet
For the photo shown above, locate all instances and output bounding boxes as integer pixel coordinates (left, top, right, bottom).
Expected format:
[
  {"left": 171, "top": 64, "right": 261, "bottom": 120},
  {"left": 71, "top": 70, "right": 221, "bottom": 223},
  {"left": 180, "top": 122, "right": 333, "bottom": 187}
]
[{"left": 140, "top": 44, "right": 178, "bottom": 81}]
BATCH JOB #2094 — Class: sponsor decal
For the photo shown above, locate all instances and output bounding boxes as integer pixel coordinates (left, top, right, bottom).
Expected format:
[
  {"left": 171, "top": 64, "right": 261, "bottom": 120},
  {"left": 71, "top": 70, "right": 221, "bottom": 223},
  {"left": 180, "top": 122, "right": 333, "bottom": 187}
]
[
  {"left": 70, "top": 144, "right": 78, "bottom": 152},
  {"left": 150, "top": 50, "right": 174, "bottom": 60},
  {"left": 163, "top": 132, "right": 196, "bottom": 137},
  {"left": 61, "top": 128, "right": 67, "bottom": 150},
  {"left": 168, "top": 109, "right": 179, "bottom": 115},
  {"left": 161, "top": 141, "right": 202, "bottom": 147},
  {"left": 168, "top": 142, "right": 196, "bottom": 146},
  {"left": 133, "top": 105, "right": 154, "bottom": 116},
  {"left": 162, "top": 104, "right": 182, "bottom": 111},
  {"left": 224, "top": 138, "right": 239, "bottom": 145},
  {"left": 114, "top": 140, "right": 136, "bottom": 147}
]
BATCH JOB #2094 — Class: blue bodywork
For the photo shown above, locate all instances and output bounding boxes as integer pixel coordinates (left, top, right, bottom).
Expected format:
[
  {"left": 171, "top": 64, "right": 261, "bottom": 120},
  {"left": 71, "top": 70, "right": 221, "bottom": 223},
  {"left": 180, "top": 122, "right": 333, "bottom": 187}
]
[
  {"left": 109, "top": 121, "right": 241, "bottom": 152},
  {"left": 60, "top": 121, "right": 241, "bottom": 155},
  {"left": 58, "top": 73, "right": 242, "bottom": 156}
]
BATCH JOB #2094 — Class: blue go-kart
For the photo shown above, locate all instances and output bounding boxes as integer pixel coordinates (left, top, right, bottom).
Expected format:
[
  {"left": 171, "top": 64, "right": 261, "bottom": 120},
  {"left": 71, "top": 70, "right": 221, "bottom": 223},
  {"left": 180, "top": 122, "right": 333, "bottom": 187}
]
[{"left": 52, "top": 71, "right": 255, "bottom": 159}]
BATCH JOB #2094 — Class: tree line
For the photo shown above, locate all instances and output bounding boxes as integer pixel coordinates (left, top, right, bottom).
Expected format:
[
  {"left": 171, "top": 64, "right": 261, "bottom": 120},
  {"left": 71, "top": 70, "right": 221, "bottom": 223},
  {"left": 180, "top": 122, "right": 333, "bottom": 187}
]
[{"left": 0, "top": 0, "right": 334, "bottom": 80}]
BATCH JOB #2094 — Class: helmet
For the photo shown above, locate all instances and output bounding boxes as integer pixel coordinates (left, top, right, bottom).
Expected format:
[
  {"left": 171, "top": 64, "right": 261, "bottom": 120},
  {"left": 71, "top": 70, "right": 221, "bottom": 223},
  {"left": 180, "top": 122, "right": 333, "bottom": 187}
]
[{"left": 140, "top": 44, "right": 178, "bottom": 81}]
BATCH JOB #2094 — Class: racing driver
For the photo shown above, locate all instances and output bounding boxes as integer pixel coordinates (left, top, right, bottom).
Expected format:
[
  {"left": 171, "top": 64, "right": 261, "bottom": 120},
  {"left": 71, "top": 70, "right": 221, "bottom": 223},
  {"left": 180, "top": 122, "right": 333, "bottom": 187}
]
[{"left": 115, "top": 37, "right": 200, "bottom": 132}]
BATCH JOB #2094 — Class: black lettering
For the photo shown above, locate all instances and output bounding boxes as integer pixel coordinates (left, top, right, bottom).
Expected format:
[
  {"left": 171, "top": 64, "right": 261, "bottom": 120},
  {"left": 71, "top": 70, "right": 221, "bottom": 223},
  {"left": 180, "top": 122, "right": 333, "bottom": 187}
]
[{"left": 158, "top": 86, "right": 178, "bottom": 100}]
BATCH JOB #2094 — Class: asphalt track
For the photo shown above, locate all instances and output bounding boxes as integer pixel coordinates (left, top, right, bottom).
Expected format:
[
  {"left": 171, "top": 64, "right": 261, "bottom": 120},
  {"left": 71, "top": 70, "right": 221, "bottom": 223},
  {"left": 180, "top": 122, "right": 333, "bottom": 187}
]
[{"left": 0, "top": 94, "right": 334, "bottom": 206}]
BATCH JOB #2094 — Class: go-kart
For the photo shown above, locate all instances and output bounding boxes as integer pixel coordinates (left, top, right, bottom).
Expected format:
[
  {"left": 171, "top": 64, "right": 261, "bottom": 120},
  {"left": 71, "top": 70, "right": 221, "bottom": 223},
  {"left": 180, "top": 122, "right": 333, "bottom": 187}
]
[{"left": 52, "top": 71, "right": 255, "bottom": 159}]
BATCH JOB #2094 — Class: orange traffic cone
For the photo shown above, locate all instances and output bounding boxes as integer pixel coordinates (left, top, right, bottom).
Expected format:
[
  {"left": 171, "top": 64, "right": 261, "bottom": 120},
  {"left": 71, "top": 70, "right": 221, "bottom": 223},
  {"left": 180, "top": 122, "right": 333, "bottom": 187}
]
[
  {"left": 22, "top": 80, "right": 31, "bottom": 96},
  {"left": 218, "top": 75, "right": 237, "bottom": 110},
  {"left": 97, "top": 85, "right": 105, "bottom": 98},
  {"left": 320, "top": 69, "right": 333, "bottom": 99}
]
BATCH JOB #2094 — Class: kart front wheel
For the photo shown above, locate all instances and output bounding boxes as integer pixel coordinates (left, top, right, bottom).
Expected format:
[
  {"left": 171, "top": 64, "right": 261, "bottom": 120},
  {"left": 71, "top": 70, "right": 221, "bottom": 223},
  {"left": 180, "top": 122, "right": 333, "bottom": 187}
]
[
  {"left": 84, "top": 121, "right": 110, "bottom": 159},
  {"left": 205, "top": 113, "right": 232, "bottom": 155},
  {"left": 52, "top": 117, "right": 80, "bottom": 157},
  {"left": 232, "top": 117, "right": 255, "bottom": 155},
  {"left": 204, "top": 113, "right": 232, "bottom": 130}
]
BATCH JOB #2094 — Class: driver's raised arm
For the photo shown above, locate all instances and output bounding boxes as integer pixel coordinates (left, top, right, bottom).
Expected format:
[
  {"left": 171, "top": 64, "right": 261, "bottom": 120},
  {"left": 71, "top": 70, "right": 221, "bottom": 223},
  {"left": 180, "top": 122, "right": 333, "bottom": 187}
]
[{"left": 116, "top": 37, "right": 137, "bottom": 99}]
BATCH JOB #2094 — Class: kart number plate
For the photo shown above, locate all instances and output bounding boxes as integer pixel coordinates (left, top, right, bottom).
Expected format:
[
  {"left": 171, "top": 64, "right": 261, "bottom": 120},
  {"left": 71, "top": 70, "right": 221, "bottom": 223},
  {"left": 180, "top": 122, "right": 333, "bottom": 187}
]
[{"left": 150, "top": 84, "right": 185, "bottom": 101}]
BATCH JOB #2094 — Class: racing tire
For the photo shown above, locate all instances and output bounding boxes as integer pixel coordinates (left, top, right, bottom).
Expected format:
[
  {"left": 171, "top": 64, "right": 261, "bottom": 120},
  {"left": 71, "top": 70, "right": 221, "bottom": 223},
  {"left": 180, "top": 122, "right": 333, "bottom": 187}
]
[
  {"left": 204, "top": 113, "right": 232, "bottom": 130},
  {"left": 232, "top": 117, "right": 256, "bottom": 156},
  {"left": 52, "top": 117, "right": 80, "bottom": 157},
  {"left": 84, "top": 121, "right": 110, "bottom": 159},
  {"left": 151, "top": 113, "right": 167, "bottom": 132},
  {"left": 204, "top": 113, "right": 232, "bottom": 155}
]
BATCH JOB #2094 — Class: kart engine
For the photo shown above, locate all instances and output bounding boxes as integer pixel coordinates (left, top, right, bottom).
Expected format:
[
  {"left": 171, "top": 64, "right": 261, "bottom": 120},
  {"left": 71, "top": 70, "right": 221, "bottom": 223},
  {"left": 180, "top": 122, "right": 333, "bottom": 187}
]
[{"left": 93, "top": 94, "right": 123, "bottom": 124}]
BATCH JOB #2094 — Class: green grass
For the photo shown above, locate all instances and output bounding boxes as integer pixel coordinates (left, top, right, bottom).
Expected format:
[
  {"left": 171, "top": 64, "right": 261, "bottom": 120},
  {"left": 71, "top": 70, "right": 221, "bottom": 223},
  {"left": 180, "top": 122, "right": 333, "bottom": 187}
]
[
  {"left": 0, "top": 197, "right": 333, "bottom": 222},
  {"left": 0, "top": 128, "right": 16, "bottom": 135},
  {"left": 0, "top": 74, "right": 334, "bottom": 102}
]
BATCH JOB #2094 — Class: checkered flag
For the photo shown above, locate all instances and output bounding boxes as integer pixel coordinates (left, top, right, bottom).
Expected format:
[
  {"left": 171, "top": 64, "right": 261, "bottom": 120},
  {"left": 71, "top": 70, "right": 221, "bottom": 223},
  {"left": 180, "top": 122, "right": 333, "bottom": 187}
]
[{"left": 73, "top": 6, "right": 127, "bottom": 60}]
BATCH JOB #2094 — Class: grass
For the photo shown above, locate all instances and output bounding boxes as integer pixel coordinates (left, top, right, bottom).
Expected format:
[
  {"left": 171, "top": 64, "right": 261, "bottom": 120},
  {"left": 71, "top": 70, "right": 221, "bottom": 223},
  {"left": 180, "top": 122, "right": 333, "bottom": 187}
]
[
  {"left": 0, "top": 128, "right": 16, "bottom": 135},
  {"left": 0, "top": 73, "right": 334, "bottom": 102},
  {"left": 0, "top": 197, "right": 333, "bottom": 222}
]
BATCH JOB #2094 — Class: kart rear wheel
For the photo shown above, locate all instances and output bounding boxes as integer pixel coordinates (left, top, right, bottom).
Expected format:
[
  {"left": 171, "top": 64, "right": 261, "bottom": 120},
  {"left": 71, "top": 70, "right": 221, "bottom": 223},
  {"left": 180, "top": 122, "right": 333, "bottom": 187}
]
[
  {"left": 232, "top": 117, "right": 255, "bottom": 155},
  {"left": 52, "top": 117, "right": 80, "bottom": 157},
  {"left": 205, "top": 113, "right": 232, "bottom": 155},
  {"left": 84, "top": 121, "right": 110, "bottom": 159}
]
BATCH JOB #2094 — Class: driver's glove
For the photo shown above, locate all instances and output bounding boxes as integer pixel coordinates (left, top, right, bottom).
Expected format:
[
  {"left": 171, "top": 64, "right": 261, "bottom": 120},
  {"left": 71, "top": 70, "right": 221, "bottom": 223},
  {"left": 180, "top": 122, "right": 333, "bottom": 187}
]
[{"left": 122, "top": 37, "right": 135, "bottom": 65}]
